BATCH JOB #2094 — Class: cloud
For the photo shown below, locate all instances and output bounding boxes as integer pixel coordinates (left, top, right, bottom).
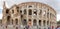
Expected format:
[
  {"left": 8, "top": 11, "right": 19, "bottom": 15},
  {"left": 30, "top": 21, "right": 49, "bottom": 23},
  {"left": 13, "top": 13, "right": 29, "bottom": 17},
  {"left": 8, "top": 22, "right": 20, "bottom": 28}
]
[
  {"left": 57, "top": 14, "right": 60, "bottom": 21},
  {"left": 0, "top": 9, "right": 2, "bottom": 14},
  {"left": 0, "top": 14, "right": 2, "bottom": 19}
]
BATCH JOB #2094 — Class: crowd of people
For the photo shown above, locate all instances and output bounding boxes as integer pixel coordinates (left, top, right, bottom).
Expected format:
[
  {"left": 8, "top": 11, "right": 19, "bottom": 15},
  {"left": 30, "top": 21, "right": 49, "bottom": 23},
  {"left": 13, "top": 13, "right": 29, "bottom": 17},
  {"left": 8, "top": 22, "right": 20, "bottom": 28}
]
[{"left": 56, "top": 26, "right": 60, "bottom": 29}]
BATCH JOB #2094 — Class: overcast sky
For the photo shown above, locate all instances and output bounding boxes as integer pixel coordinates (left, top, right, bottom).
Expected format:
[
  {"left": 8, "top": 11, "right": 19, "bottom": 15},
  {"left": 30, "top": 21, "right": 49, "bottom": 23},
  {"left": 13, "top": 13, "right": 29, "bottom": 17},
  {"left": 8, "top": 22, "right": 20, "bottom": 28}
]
[{"left": 0, "top": 0, "right": 60, "bottom": 21}]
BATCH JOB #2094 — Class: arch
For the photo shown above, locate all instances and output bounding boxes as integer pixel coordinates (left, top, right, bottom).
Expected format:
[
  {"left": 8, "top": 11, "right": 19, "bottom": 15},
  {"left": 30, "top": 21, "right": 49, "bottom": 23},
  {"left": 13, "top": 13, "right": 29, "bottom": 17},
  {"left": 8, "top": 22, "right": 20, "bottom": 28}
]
[
  {"left": 7, "top": 16, "right": 10, "bottom": 25},
  {"left": 16, "top": 6, "right": 19, "bottom": 12},
  {"left": 7, "top": 16, "right": 10, "bottom": 20},
  {"left": 24, "top": 9, "right": 27, "bottom": 14},
  {"left": 29, "top": 9, "right": 32, "bottom": 15},
  {"left": 43, "top": 20, "right": 46, "bottom": 26},
  {"left": 29, "top": 19, "right": 31, "bottom": 21},
  {"left": 12, "top": 19, "right": 13, "bottom": 24},
  {"left": 21, "top": 15, "right": 23, "bottom": 19},
  {"left": 39, "top": 20, "right": 41, "bottom": 26},
  {"left": 33, "top": 19, "right": 37, "bottom": 26},
  {"left": 47, "top": 13, "right": 49, "bottom": 18},
  {"left": 28, "top": 19, "right": 32, "bottom": 26},
  {"left": 6, "top": 9, "right": 9, "bottom": 14},
  {"left": 33, "top": 9, "right": 37, "bottom": 15},
  {"left": 22, "top": 19, "right": 27, "bottom": 26},
  {"left": 15, "top": 19, "right": 18, "bottom": 25},
  {"left": 20, "top": 10, "right": 22, "bottom": 14},
  {"left": 28, "top": 5, "right": 32, "bottom": 8},
  {"left": 12, "top": 10, "right": 14, "bottom": 14},
  {"left": 47, "top": 21, "right": 49, "bottom": 25},
  {"left": 39, "top": 10, "right": 42, "bottom": 15}
]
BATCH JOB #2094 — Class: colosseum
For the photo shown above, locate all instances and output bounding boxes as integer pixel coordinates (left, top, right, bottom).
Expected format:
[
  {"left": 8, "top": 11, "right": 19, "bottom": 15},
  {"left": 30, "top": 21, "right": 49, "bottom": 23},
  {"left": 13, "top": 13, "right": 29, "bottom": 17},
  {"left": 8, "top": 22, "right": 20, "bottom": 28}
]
[{"left": 0, "top": 1, "right": 57, "bottom": 29}]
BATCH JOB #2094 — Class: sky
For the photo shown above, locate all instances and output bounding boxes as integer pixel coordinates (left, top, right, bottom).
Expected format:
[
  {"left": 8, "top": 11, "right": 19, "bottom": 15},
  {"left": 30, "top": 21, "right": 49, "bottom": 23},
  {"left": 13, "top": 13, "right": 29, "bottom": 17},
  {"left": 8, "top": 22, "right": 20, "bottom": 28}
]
[{"left": 0, "top": 0, "right": 60, "bottom": 21}]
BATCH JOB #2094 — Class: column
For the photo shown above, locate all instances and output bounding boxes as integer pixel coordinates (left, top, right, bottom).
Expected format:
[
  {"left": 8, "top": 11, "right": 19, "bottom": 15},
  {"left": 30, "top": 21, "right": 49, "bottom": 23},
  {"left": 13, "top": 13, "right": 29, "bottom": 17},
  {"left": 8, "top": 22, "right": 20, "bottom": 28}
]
[
  {"left": 49, "top": 21, "right": 50, "bottom": 27},
  {"left": 46, "top": 9, "right": 48, "bottom": 29},
  {"left": 31, "top": 6, "right": 34, "bottom": 29},
  {"left": 37, "top": 6, "right": 39, "bottom": 26},
  {"left": 13, "top": 19, "right": 15, "bottom": 25},
  {"left": 46, "top": 20, "right": 48, "bottom": 29},
  {"left": 18, "top": 18, "right": 20, "bottom": 25},
  {"left": 32, "top": 19, "right": 33, "bottom": 27},
  {"left": 10, "top": 19, "right": 12, "bottom": 25},
  {"left": 27, "top": 6, "right": 28, "bottom": 26},
  {"left": 19, "top": 16, "right": 21, "bottom": 25},
  {"left": 41, "top": 20, "right": 43, "bottom": 29}
]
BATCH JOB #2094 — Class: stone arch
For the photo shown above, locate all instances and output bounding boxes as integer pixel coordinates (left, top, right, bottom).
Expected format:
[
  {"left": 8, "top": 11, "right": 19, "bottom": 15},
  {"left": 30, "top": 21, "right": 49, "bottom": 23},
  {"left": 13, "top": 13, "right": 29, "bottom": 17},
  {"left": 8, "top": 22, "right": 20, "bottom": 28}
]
[
  {"left": 29, "top": 19, "right": 31, "bottom": 21},
  {"left": 33, "top": 19, "right": 37, "bottom": 26},
  {"left": 6, "top": 9, "right": 9, "bottom": 14},
  {"left": 24, "top": 9, "right": 27, "bottom": 14},
  {"left": 28, "top": 5, "right": 32, "bottom": 8},
  {"left": 29, "top": 9, "right": 32, "bottom": 15},
  {"left": 43, "top": 20, "right": 46, "bottom": 26},
  {"left": 33, "top": 9, "right": 37, "bottom": 15},
  {"left": 39, "top": 20, "right": 41, "bottom": 26},
  {"left": 12, "top": 19, "right": 13, "bottom": 24},
  {"left": 39, "top": 10, "right": 42, "bottom": 15},
  {"left": 15, "top": 19, "right": 18, "bottom": 25},
  {"left": 20, "top": 10, "right": 22, "bottom": 14},
  {"left": 28, "top": 19, "right": 32, "bottom": 26},
  {"left": 22, "top": 19, "right": 27, "bottom": 26},
  {"left": 12, "top": 10, "right": 14, "bottom": 14},
  {"left": 7, "top": 16, "right": 10, "bottom": 25},
  {"left": 16, "top": 6, "right": 19, "bottom": 12},
  {"left": 47, "top": 21, "right": 49, "bottom": 25}
]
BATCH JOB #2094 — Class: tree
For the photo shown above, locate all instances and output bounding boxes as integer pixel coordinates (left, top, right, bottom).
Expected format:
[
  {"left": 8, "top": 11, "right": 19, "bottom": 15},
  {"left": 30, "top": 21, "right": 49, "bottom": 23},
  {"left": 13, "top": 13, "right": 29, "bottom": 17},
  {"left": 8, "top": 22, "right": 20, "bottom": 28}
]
[{"left": 57, "top": 20, "right": 60, "bottom": 24}]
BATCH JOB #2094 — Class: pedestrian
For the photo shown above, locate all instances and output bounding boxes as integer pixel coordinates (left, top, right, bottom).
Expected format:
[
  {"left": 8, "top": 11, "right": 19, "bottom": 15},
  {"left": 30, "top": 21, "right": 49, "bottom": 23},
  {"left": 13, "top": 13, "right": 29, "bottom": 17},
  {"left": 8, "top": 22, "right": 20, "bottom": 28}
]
[
  {"left": 57, "top": 27, "right": 60, "bottom": 29},
  {"left": 25, "top": 25, "right": 29, "bottom": 29},
  {"left": 48, "top": 26, "right": 51, "bottom": 29}
]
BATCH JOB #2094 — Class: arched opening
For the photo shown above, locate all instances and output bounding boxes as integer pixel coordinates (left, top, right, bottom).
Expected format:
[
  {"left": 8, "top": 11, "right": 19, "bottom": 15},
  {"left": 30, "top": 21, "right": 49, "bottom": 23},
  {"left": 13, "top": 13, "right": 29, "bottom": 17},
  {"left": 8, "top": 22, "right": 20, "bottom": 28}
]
[
  {"left": 39, "top": 10, "right": 42, "bottom": 15},
  {"left": 50, "top": 22, "right": 51, "bottom": 26},
  {"left": 28, "top": 19, "right": 32, "bottom": 26},
  {"left": 28, "top": 5, "right": 32, "bottom": 8},
  {"left": 48, "top": 9, "right": 49, "bottom": 11},
  {"left": 39, "top": 20, "right": 41, "bottom": 26},
  {"left": 12, "top": 10, "right": 14, "bottom": 14},
  {"left": 29, "top": 9, "right": 32, "bottom": 15},
  {"left": 7, "top": 16, "right": 10, "bottom": 25},
  {"left": 21, "top": 15, "right": 23, "bottom": 19},
  {"left": 33, "top": 9, "right": 37, "bottom": 15},
  {"left": 29, "top": 19, "right": 31, "bottom": 21},
  {"left": 43, "top": 20, "right": 45, "bottom": 26},
  {"left": 24, "top": 9, "right": 27, "bottom": 14},
  {"left": 22, "top": 19, "right": 27, "bottom": 26},
  {"left": 47, "top": 13, "right": 49, "bottom": 18},
  {"left": 15, "top": 19, "right": 18, "bottom": 25},
  {"left": 33, "top": 19, "right": 37, "bottom": 26},
  {"left": 16, "top": 7, "right": 19, "bottom": 12},
  {"left": 12, "top": 19, "right": 13, "bottom": 24},
  {"left": 6, "top": 9, "right": 9, "bottom": 14},
  {"left": 47, "top": 21, "right": 49, "bottom": 25},
  {"left": 20, "top": 10, "right": 22, "bottom": 14}
]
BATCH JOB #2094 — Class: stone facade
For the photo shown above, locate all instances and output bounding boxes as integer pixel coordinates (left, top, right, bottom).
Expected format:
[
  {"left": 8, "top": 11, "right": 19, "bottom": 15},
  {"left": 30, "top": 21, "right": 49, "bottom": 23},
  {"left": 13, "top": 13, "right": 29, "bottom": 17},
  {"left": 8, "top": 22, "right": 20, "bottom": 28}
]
[{"left": 1, "top": 1, "right": 57, "bottom": 29}]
